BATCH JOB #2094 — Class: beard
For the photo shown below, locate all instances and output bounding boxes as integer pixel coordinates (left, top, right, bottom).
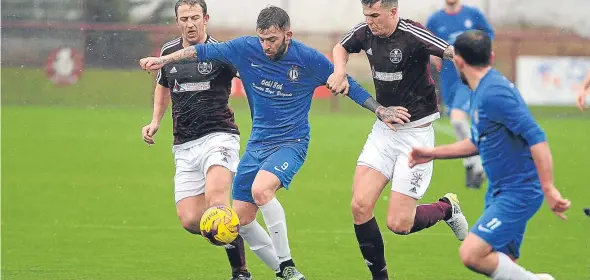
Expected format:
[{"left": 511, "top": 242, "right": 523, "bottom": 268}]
[
  {"left": 460, "top": 71, "right": 469, "bottom": 86},
  {"left": 270, "top": 39, "right": 288, "bottom": 60}
]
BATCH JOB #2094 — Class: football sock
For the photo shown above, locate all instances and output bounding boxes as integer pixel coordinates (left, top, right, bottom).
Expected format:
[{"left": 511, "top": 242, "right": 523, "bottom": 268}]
[
  {"left": 354, "top": 217, "right": 388, "bottom": 279},
  {"left": 490, "top": 252, "right": 539, "bottom": 280},
  {"left": 451, "top": 119, "right": 484, "bottom": 172},
  {"left": 259, "top": 198, "right": 292, "bottom": 263},
  {"left": 409, "top": 198, "right": 452, "bottom": 233},
  {"left": 224, "top": 235, "right": 247, "bottom": 273},
  {"left": 239, "top": 219, "right": 280, "bottom": 272}
]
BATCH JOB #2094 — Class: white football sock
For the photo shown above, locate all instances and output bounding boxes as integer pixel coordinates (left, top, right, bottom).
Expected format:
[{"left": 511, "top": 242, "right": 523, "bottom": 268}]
[
  {"left": 259, "top": 197, "right": 292, "bottom": 262},
  {"left": 490, "top": 252, "right": 540, "bottom": 280},
  {"left": 239, "top": 219, "right": 280, "bottom": 272}
]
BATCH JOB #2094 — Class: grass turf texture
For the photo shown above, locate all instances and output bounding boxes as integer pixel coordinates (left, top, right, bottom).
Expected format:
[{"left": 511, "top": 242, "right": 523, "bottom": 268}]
[{"left": 2, "top": 68, "right": 589, "bottom": 279}]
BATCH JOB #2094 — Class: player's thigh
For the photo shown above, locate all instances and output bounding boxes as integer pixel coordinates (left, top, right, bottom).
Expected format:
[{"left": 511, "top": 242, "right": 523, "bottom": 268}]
[
  {"left": 356, "top": 123, "right": 397, "bottom": 181},
  {"left": 258, "top": 142, "right": 308, "bottom": 192},
  {"left": 469, "top": 192, "right": 543, "bottom": 259},
  {"left": 173, "top": 142, "right": 207, "bottom": 205},
  {"left": 450, "top": 84, "right": 472, "bottom": 117},
  {"left": 232, "top": 150, "right": 261, "bottom": 205},
  {"left": 202, "top": 133, "right": 241, "bottom": 207},
  {"left": 351, "top": 165, "right": 389, "bottom": 223},
  {"left": 441, "top": 76, "right": 458, "bottom": 112},
  {"left": 390, "top": 125, "right": 435, "bottom": 200}
]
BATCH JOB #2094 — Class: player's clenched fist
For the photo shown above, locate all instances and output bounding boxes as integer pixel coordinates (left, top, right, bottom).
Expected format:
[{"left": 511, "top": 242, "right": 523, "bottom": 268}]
[
  {"left": 142, "top": 122, "right": 160, "bottom": 145},
  {"left": 326, "top": 71, "right": 350, "bottom": 96},
  {"left": 375, "top": 106, "right": 411, "bottom": 131},
  {"left": 139, "top": 57, "right": 164, "bottom": 71}
]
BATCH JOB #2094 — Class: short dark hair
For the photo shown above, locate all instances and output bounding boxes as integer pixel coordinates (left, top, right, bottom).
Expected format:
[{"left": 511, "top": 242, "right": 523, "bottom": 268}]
[
  {"left": 256, "top": 6, "right": 291, "bottom": 31},
  {"left": 454, "top": 30, "right": 492, "bottom": 67},
  {"left": 361, "top": 0, "right": 398, "bottom": 7},
  {"left": 174, "top": 0, "right": 207, "bottom": 17}
]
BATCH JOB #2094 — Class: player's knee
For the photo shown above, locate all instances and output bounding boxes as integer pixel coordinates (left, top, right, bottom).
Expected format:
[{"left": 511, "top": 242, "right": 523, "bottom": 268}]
[
  {"left": 178, "top": 211, "right": 202, "bottom": 235},
  {"left": 251, "top": 185, "right": 275, "bottom": 206},
  {"left": 459, "top": 243, "right": 480, "bottom": 269},
  {"left": 351, "top": 198, "right": 375, "bottom": 223},
  {"left": 386, "top": 216, "right": 412, "bottom": 235},
  {"left": 233, "top": 201, "right": 257, "bottom": 226}
]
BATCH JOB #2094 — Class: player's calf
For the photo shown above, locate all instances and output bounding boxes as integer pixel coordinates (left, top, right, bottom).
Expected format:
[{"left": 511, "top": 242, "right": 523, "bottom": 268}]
[{"left": 176, "top": 196, "right": 206, "bottom": 234}]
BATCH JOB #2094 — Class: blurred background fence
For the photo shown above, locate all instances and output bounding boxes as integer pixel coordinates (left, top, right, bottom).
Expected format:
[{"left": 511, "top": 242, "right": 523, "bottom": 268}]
[{"left": 2, "top": 0, "right": 590, "bottom": 108}]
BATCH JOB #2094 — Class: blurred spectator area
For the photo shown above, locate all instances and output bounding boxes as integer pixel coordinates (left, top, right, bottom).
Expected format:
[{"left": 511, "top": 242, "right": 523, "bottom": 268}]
[{"left": 2, "top": 0, "right": 590, "bottom": 82}]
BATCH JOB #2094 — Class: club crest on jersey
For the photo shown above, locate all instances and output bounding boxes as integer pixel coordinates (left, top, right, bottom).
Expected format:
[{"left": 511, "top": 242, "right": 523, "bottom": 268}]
[
  {"left": 389, "top": 49, "right": 403, "bottom": 64},
  {"left": 288, "top": 65, "right": 300, "bottom": 82},
  {"left": 197, "top": 62, "right": 213, "bottom": 75}
]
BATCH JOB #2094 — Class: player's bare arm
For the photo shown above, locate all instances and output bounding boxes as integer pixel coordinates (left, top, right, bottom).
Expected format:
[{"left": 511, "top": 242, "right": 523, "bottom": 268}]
[
  {"left": 408, "top": 139, "right": 479, "bottom": 168},
  {"left": 326, "top": 44, "right": 351, "bottom": 95},
  {"left": 142, "top": 84, "right": 170, "bottom": 145},
  {"left": 576, "top": 69, "right": 590, "bottom": 111},
  {"left": 140, "top": 46, "right": 197, "bottom": 71},
  {"left": 530, "top": 142, "right": 571, "bottom": 220},
  {"left": 362, "top": 97, "right": 411, "bottom": 131}
]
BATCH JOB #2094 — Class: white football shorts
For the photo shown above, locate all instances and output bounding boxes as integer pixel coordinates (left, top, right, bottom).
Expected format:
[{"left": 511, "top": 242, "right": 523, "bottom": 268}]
[
  {"left": 172, "top": 132, "right": 240, "bottom": 203},
  {"left": 357, "top": 119, "right": 435, "bottom": 199}
]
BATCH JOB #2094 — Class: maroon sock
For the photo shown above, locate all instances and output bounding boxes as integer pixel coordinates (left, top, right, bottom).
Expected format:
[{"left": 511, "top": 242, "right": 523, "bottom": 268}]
[
  {"left": 409, "top": 199, "right": 452, "bottom": 233},
  {"left": 226, "top": 235, "right": 248, "bottom": 274}
]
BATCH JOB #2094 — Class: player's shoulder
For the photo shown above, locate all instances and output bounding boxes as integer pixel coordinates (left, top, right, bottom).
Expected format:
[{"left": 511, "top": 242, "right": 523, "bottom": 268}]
[
  {"left": 346, "top": 21, "right": 370, "bottom": 33},
  {"left": 480, "top": 70, "right": 519, "bottom": 100},
  {"left": 160, "top": 37, "right": 182, "bottom": 55},
  {"left": 205, "top": 35, "right": 220, "bottom": 44},
  {"left": 463, "top": 5, "right": 484, "bottom": 15},
  {"left": 427, "top": 9, "right": 445, "bottom": 23},
  {"left": 399, "top": 18, "right": 431, "bottom": 34}
]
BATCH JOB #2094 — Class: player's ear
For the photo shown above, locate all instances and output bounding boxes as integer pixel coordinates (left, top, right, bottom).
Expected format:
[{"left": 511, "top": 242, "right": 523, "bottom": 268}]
[
  {"left": 390, "top": 7, "right": 398, "bottom": 17},
  {"left": 203, "top": 14, "right": 210, "bottom": 25},
  {"left": 285, "top": 30, "right": 293, "bottom": 42},
  {"left": 489, "top": 51, "right": 495, "bottom": 65},
  {"left": 453, "top": 55, "right": 464, "bottom": 70}
]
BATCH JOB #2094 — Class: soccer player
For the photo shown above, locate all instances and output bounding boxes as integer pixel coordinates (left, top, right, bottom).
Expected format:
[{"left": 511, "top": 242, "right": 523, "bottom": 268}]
[
  {"left": 576, "top": 68, "right": 590, "bottom": 111},
  {"left": 426, "top": 0, "right": 494, "bottom": 188},
  {"left": 326, "top": 1, "right": 468, "bottom": 279},
  {"left": 409, "top": 30, "right": 571, "bottom": 280},
  {"left": 140, "top": 6, "right": 409, "bottom": 280},
  {"left": 140, "top": 1, "right": 251, "bottom": 279}
]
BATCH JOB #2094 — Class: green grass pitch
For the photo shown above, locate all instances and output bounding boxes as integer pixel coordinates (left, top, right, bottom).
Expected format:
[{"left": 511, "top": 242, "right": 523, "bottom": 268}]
[{"left": 2, "top": 68, "right": 590, "bottom": 279}]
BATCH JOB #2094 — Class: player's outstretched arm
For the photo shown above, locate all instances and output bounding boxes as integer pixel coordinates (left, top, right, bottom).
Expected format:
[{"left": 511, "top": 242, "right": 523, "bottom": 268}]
[
  {"left": 576, "top": 69, "right": 590, "bottom": 111},
  {"left": 530, "top": 142, "right": 571, "bottom": 220},
  {"left": 408, "top": 139, "right": 478, "bottom": 168},
  {"left": 140, "top": 46, "right": 197, "bottom": 71},
  {"left": 326, "top": 44, "right": 351, "bottom": 95}
]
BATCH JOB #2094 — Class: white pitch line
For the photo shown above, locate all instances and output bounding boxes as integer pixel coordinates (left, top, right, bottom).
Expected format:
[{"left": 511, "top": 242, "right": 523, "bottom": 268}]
[{"left": 3, "top": 223, "right": 580, "bottom": 241}]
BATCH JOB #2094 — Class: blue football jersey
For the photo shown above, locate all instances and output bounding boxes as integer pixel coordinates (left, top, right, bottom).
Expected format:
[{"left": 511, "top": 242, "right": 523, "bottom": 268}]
[
  {"left": 195, "top": 37, "right": 371, "bottom": 149},
  {"left": 469, "top": 69, "right": 546, "bottom": 195},
  {"left": 426, "top": 6, "right": 495, "bottom": 89}
]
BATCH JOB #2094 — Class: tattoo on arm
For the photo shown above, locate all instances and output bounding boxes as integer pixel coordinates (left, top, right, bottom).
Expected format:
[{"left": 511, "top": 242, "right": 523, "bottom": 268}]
[
  {"left": 362, "top": 97, "right": 380, "bottom": 113},
  {"left": 159, "top": 46, "right": 197, "bottom": 65},
  {"left": 443, "top": 46, "right": 455, "bottom": 61}
]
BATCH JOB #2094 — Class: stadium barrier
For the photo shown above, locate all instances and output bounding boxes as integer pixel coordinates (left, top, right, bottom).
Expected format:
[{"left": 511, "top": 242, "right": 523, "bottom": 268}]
[{"left": 2, "top": 20, "right": 590, "bottom": 107}]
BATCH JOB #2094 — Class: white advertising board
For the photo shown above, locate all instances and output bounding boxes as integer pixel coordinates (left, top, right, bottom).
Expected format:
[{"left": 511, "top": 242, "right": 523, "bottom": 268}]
[{"left": 516, "top": 56, "right": 590, "bottom": 105}]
